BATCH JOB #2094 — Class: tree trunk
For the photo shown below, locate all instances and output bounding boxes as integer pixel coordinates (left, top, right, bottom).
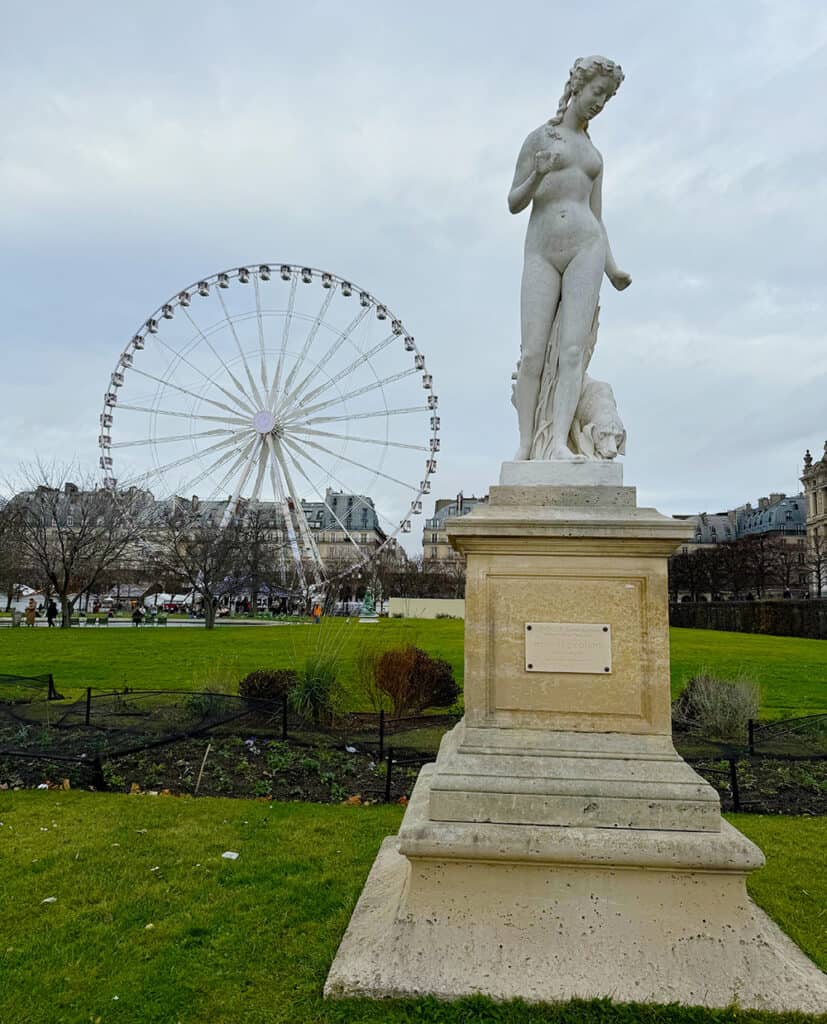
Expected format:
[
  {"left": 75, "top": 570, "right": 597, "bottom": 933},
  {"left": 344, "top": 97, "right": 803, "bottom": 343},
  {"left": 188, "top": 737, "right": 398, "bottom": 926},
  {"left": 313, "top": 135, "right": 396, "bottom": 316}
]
[
  {"left": 204, "top": 598, "right": 217, "bottom": 630},
  {"left": 60, "top": 595, "right": 72, "bottom": 628}
]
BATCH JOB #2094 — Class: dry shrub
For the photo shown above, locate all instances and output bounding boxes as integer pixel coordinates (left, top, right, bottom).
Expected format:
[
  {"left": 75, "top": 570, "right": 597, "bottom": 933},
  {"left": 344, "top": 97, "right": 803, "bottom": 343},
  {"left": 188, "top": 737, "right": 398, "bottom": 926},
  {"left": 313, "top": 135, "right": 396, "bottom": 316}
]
[
  {"left": 672, "top": 672, "right": 760, "bottom": 741},
  {"left": 374, "top": 645, "right": 459, "bottom": 718},
  {"left": 238, "top": 668, "right": 296, "bottom": 702},
  {"left": 355, "top": 643, "right": 387, "bottom": 712}
]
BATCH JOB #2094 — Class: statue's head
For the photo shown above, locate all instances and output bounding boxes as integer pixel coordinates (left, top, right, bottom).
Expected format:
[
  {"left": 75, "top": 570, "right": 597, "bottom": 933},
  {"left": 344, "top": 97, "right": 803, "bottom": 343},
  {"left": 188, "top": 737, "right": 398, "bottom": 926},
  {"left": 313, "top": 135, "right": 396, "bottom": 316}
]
[{"left": 550, "top": 56, "right": 624, "bottom": 127}]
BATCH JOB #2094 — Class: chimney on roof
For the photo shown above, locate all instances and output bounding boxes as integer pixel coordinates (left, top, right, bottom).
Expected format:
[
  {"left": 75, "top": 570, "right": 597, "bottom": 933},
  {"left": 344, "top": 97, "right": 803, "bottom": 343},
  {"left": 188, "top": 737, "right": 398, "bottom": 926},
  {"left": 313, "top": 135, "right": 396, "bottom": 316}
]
[
  {"left": 757, "top": 497, "right": 769, "bottom": 510},
  {"left": 769, "top": 493, "right": 784, "bottom": 505}
]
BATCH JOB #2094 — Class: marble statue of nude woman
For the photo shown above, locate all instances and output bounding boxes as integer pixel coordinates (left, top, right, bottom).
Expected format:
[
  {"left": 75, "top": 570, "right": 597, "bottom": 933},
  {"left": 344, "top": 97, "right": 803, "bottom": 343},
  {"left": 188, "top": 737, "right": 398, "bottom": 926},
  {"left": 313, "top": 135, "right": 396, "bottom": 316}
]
[{"left": 509, "top": 55, "right": 631, "bottom": 462}]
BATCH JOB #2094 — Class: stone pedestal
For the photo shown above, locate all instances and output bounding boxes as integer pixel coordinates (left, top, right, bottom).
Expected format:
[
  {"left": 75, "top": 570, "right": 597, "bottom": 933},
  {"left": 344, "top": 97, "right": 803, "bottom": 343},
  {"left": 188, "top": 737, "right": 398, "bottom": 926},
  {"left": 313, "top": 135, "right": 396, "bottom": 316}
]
[{"left": 326, "top": 477, "right": 827, "bottom": 1012}]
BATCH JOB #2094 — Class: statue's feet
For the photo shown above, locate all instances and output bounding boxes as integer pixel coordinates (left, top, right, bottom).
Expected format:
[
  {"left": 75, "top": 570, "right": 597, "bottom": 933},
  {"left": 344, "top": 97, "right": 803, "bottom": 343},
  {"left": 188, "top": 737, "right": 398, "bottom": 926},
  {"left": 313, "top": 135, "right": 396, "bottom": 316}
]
[
  {"left": 550, "top": 446, "right": 586, "bottom": 463},
  {"left": 513, "top": 443, "right": 531, "bottom": 462}
]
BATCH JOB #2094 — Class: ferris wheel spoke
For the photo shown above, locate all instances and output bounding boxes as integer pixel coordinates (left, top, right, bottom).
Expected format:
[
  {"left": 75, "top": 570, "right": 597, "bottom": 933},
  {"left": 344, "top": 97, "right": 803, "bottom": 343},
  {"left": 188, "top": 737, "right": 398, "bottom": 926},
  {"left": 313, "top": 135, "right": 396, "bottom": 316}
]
[
  {"left": 253, "top": 275, "right": 269, "bottom": 396},
  {"left": 289, "top": 426, "right": 427, "bottom": 452},
  {"left": 295, "top": 331, "right": 397, "bottom": 410},
  {"left": 174, "top": 438, "right": 256, "bottom": 498},
  {"left": 267, "top": 273, "right": 298, "bottom": 407},
  {"left": 216, "top": 290, "right": 266, "bottom": 409},
  {"left": 281, "top": 283, "right": 336, "bottom": 398},
  {"left": 205, "top": 437, "right": 258, "bottom": 505},
  {"left": 110, "top": 427, "right": 237, "bottom": 449},
  {"left": 265, "top": 435, "right": 308, "bottom": 592},
  {"left": 152, "top": 328, "right": 258, "bottom": 417},
  {"left": 220, "top": 442, "right": 260, "bottom": 526},
  {"left": 304, "top": 405, "right": 427, "bottom": 426},
  {"left": 249, "top": 441, "right": 269, "bottom": 505},
  {"left": 281, "top": 435, "right": 403, "bottom": 536},
  {"left": 287, "top": 367, "right": 418, "bottom": 422},
  {"left": 116, "top": 403, "right": 249, "bottom": 427},
  {"left": 121, "top": 432, "right": 250, "bottom": 488},
  {"left": 129, "top": 365, "right": 251, "bottom": 419},
  {"left": 271, "top": 437, "right": 324, "bottom": 582},
  {"left": 276, "top": 305, "right": 370, "bottom": 416},
  {"left": 284, "top": 433, "right": 416, "bottom": 492},
  {"left": 281, "top": 443, "right": 368, "bottom": 565},
  {"left": 181, "top": 309, "right": 258, "bottom": 413}
]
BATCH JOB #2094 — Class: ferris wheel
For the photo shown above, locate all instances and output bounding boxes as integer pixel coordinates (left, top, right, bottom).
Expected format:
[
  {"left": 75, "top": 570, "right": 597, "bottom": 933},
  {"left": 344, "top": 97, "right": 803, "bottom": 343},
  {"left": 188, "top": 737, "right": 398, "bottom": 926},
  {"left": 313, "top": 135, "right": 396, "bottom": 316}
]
[{"left": 99, "top": 264, "right": 439, "bottom": 590}]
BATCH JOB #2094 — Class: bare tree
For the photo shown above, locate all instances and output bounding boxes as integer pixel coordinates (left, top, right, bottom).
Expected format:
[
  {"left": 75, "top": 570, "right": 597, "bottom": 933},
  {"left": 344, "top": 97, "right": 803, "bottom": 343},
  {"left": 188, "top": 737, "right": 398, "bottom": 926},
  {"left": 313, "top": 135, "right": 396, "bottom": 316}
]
[
  {"left": 715, "top": 539, "right": 752, "bottom": 600},
  {"left": 804, "top": 531, "right": 827, "bottom": 598},
  {"left": 769, "top": 536, "right": 807, "bottom": 597},
  {"left": 738, "top": 534, "right": 779, "bottom": 598},
  {"left": 5, "top": 463, "right": 153, "bottom": 627},
  {"left": 0, "top": 501, "right": 30, "bottom": 611},
  {"left": 234, "top": 503, "right": 303, "bottom": 612},
  {"left": 667, "top": 550, "right": 709, "bottom": 602},
  {"left": 151, "top": 501, "right": 243, "bottom": 629}
]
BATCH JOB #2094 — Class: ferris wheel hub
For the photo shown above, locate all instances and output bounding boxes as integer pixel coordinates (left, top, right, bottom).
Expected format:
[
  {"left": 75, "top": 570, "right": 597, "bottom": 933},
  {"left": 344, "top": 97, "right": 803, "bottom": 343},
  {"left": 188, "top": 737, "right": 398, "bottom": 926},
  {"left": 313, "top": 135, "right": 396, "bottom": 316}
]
[{"left": 252, "top": 410, "right": 278, "bottom": 434}]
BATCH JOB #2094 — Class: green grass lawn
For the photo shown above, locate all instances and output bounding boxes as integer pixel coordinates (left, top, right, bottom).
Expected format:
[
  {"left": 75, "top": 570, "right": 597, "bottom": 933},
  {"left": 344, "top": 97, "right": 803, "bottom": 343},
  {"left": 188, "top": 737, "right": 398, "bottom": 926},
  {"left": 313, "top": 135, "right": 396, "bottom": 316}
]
[
  {"left": 669, "top": 628, "right": 827, "bottom": 718},
  {"left": 0, "top": 791, "right": 823, "bottom": 1024},
  {"left": 0, "top": 619, "right": 465, "bottom": 708},
  {"left": 1, "top": 621, "right": 826, "bottom": 717}
]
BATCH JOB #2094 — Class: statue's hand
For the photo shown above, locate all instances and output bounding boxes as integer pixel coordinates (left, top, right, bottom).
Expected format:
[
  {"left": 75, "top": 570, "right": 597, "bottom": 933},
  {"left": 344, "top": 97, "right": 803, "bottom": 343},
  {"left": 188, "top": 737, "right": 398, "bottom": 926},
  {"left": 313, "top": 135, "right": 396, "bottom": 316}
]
[
  {"left": 534, "top": 149, "right": 561, "bottom": 176},
  {"left": 609, "top": 269, "right": 632, "bottom": 291}
]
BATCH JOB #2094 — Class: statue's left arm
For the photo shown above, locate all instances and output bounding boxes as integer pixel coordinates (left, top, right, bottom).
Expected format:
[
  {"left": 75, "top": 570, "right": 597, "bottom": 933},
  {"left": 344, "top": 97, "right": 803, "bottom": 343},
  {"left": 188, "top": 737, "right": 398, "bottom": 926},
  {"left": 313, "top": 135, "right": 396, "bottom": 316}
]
[{"left": 590, "top": 169, "right": 631, "bottom": 292}]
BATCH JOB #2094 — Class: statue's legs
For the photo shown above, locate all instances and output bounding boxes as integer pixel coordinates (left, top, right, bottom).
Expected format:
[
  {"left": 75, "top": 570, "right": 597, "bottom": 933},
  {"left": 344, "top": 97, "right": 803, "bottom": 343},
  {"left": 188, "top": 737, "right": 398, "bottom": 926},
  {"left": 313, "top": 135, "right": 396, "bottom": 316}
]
[
  {"left": 514, "top": 256, "right": 561, "bottom": 460},
  {"left": 548, "top": 242, "right": 604, "bottom": 459}
]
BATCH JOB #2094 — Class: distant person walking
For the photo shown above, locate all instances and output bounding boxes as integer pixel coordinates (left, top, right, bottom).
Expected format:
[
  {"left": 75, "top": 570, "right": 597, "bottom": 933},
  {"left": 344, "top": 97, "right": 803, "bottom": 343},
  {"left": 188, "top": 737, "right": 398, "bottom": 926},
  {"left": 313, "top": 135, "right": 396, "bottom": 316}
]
[
  {"left": 24, "top": 599, "right": 37, "bottom": 627},
  {"left": 132, "top": 607, "right": 144, "bottom": 627},
  {"left": 46, "top": 600, "right": 58, "bottom": 627},
  {"left": 312, "top": 602, "right": 322, "bottom": 624}
]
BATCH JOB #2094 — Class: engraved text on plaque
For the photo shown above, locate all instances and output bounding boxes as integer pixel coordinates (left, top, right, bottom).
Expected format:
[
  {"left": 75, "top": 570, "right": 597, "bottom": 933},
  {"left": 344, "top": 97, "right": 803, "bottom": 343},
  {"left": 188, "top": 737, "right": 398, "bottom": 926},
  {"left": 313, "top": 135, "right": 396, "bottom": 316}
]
[{"left": 525, "top": 622, "right": 612, "bottom": 674}]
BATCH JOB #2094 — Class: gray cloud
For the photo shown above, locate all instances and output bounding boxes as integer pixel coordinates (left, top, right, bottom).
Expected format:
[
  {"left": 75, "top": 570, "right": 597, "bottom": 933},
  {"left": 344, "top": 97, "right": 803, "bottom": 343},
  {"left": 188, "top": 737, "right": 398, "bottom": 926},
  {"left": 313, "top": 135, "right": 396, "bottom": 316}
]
[{"left": 1, "top": 0, "right": 825, "bottom": 538}]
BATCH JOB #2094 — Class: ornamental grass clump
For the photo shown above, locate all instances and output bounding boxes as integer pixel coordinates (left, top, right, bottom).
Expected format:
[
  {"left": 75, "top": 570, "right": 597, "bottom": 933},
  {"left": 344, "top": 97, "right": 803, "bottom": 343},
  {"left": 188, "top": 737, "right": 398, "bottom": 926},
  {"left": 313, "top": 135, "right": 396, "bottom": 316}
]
[
  {"left": 290, "top": 656, "right": 340, "bottom": 724},
  {"left": 374, "top": 645, "right": 459, "bottom": 718},
  {"left": 672, "top": 671, "right": 760, "bottom": 741},
  {"left": 238, "top": 668, "right": 297, "bottom": 702}
]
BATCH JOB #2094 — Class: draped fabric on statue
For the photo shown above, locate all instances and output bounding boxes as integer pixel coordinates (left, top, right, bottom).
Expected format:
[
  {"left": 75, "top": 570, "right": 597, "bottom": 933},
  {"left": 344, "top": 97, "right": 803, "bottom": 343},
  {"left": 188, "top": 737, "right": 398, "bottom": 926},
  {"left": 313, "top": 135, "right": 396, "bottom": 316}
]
[{"left": 529, "top": 306, "right": 600, "bottom": 460}]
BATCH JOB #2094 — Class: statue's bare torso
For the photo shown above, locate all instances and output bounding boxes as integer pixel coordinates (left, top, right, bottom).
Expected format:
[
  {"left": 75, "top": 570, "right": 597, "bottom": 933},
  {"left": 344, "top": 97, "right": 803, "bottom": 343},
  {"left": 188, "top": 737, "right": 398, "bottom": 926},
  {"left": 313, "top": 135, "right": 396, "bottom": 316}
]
[{"left": 508, "top": 59, "right": 630, "bottom": 463}]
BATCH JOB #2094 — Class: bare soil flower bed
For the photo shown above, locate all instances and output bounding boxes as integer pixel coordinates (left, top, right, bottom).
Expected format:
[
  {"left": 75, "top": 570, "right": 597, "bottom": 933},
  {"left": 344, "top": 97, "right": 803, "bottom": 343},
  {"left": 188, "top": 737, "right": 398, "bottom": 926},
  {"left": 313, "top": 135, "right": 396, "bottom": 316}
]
[{"left": 0, "top": 734, "right": 422, "bottom": 804}]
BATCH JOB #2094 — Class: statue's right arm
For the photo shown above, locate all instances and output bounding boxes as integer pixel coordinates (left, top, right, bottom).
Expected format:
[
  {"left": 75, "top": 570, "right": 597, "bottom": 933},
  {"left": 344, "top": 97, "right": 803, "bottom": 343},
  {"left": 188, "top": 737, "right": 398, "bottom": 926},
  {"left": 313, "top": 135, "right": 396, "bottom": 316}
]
[{"left": 508, "top": 133, "right": 541, "bottom": 214}]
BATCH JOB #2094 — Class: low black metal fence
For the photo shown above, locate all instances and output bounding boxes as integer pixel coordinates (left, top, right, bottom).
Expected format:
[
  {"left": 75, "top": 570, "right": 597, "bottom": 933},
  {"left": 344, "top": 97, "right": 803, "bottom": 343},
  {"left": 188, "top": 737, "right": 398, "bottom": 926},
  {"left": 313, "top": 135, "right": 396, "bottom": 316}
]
[
  {"left": 748, "top": 713, "right": 827, "bottom": 759},
  {"left": 0, "top": 672, "right": 63, "bottom": 703},
  {"left": 2, "top": 674, "right": 825, "bottom": 810},
  {"left": 0, "top": 683, "right": 461, "bottom": 796}
]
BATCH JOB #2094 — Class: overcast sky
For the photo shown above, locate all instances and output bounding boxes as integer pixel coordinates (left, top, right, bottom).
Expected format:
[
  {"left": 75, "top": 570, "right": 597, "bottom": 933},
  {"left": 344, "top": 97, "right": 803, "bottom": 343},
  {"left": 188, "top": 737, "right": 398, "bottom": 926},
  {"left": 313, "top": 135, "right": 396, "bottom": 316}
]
[{"left": 2, "top": 0, "right": 825, "bottom": 533}]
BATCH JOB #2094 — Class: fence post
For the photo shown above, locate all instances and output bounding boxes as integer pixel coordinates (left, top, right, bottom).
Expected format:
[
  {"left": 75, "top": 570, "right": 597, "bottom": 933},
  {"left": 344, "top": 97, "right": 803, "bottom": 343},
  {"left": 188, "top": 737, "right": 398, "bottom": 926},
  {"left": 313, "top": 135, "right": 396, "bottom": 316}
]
[
  {"left": 728, "top": 759, "right": 740, "bottom": 812},
  {"left": 747, "top": 719, "right": 755, "bottom": 756},
  {"left": 281, "top": 694, "right": 288, "bottom": 741},
  {"left": 378, "top": 709, "right": 385, "bottom": 761},
  {"left": 85, "top": 687, "right": 92, "bottom": 726},
  {"left": 47, "top": 674, "right": 56, "bottom": 700},
  {"left": 92, "top": 757, "right": 106, "bottom": 791},
  {"left": 384, "top": 746, "right": 394, "bottom": 803}
]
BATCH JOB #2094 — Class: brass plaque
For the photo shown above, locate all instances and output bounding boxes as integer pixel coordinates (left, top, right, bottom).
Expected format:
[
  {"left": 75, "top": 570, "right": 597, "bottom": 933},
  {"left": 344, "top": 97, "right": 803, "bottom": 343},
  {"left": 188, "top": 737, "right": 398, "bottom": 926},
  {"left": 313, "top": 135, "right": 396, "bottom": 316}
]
[{"left": 525, "top": 622, "right": 612, "bottom": 674}]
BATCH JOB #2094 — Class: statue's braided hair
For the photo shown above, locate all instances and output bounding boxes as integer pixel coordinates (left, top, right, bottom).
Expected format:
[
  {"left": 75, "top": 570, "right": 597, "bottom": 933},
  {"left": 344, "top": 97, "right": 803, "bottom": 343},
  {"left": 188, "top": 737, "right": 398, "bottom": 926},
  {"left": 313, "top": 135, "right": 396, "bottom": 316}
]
[{"left": 548, "top": 55, "right": 625, "bottom": 129}]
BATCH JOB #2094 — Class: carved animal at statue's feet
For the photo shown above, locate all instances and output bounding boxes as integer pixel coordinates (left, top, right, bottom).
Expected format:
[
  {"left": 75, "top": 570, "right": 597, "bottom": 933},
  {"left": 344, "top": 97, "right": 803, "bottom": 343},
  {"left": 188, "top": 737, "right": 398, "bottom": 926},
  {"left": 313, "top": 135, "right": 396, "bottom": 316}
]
[{"left": 570, "top": 375, "right": 626, "bottom": 460}]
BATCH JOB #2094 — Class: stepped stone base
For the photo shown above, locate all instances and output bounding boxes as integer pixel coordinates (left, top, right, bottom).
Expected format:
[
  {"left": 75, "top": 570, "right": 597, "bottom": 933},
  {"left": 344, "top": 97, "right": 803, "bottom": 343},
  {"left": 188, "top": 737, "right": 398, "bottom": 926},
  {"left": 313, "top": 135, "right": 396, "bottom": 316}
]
[
  {"left": 425, "top": 719, "right": 721, "bottom": 831},
  {"left": 326, "top": 479, "right": 827, "bottom": 1012},
  {"left": 325, "top": 766, "right": 827, "bottom": 1013}
]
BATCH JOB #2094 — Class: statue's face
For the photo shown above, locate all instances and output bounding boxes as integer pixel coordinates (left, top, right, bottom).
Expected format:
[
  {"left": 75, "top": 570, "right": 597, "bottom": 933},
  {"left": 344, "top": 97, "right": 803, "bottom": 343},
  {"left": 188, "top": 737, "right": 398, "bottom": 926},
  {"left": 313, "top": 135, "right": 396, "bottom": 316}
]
[{"left": 573, "top": 74, "right": 615, "bottom": 122}]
